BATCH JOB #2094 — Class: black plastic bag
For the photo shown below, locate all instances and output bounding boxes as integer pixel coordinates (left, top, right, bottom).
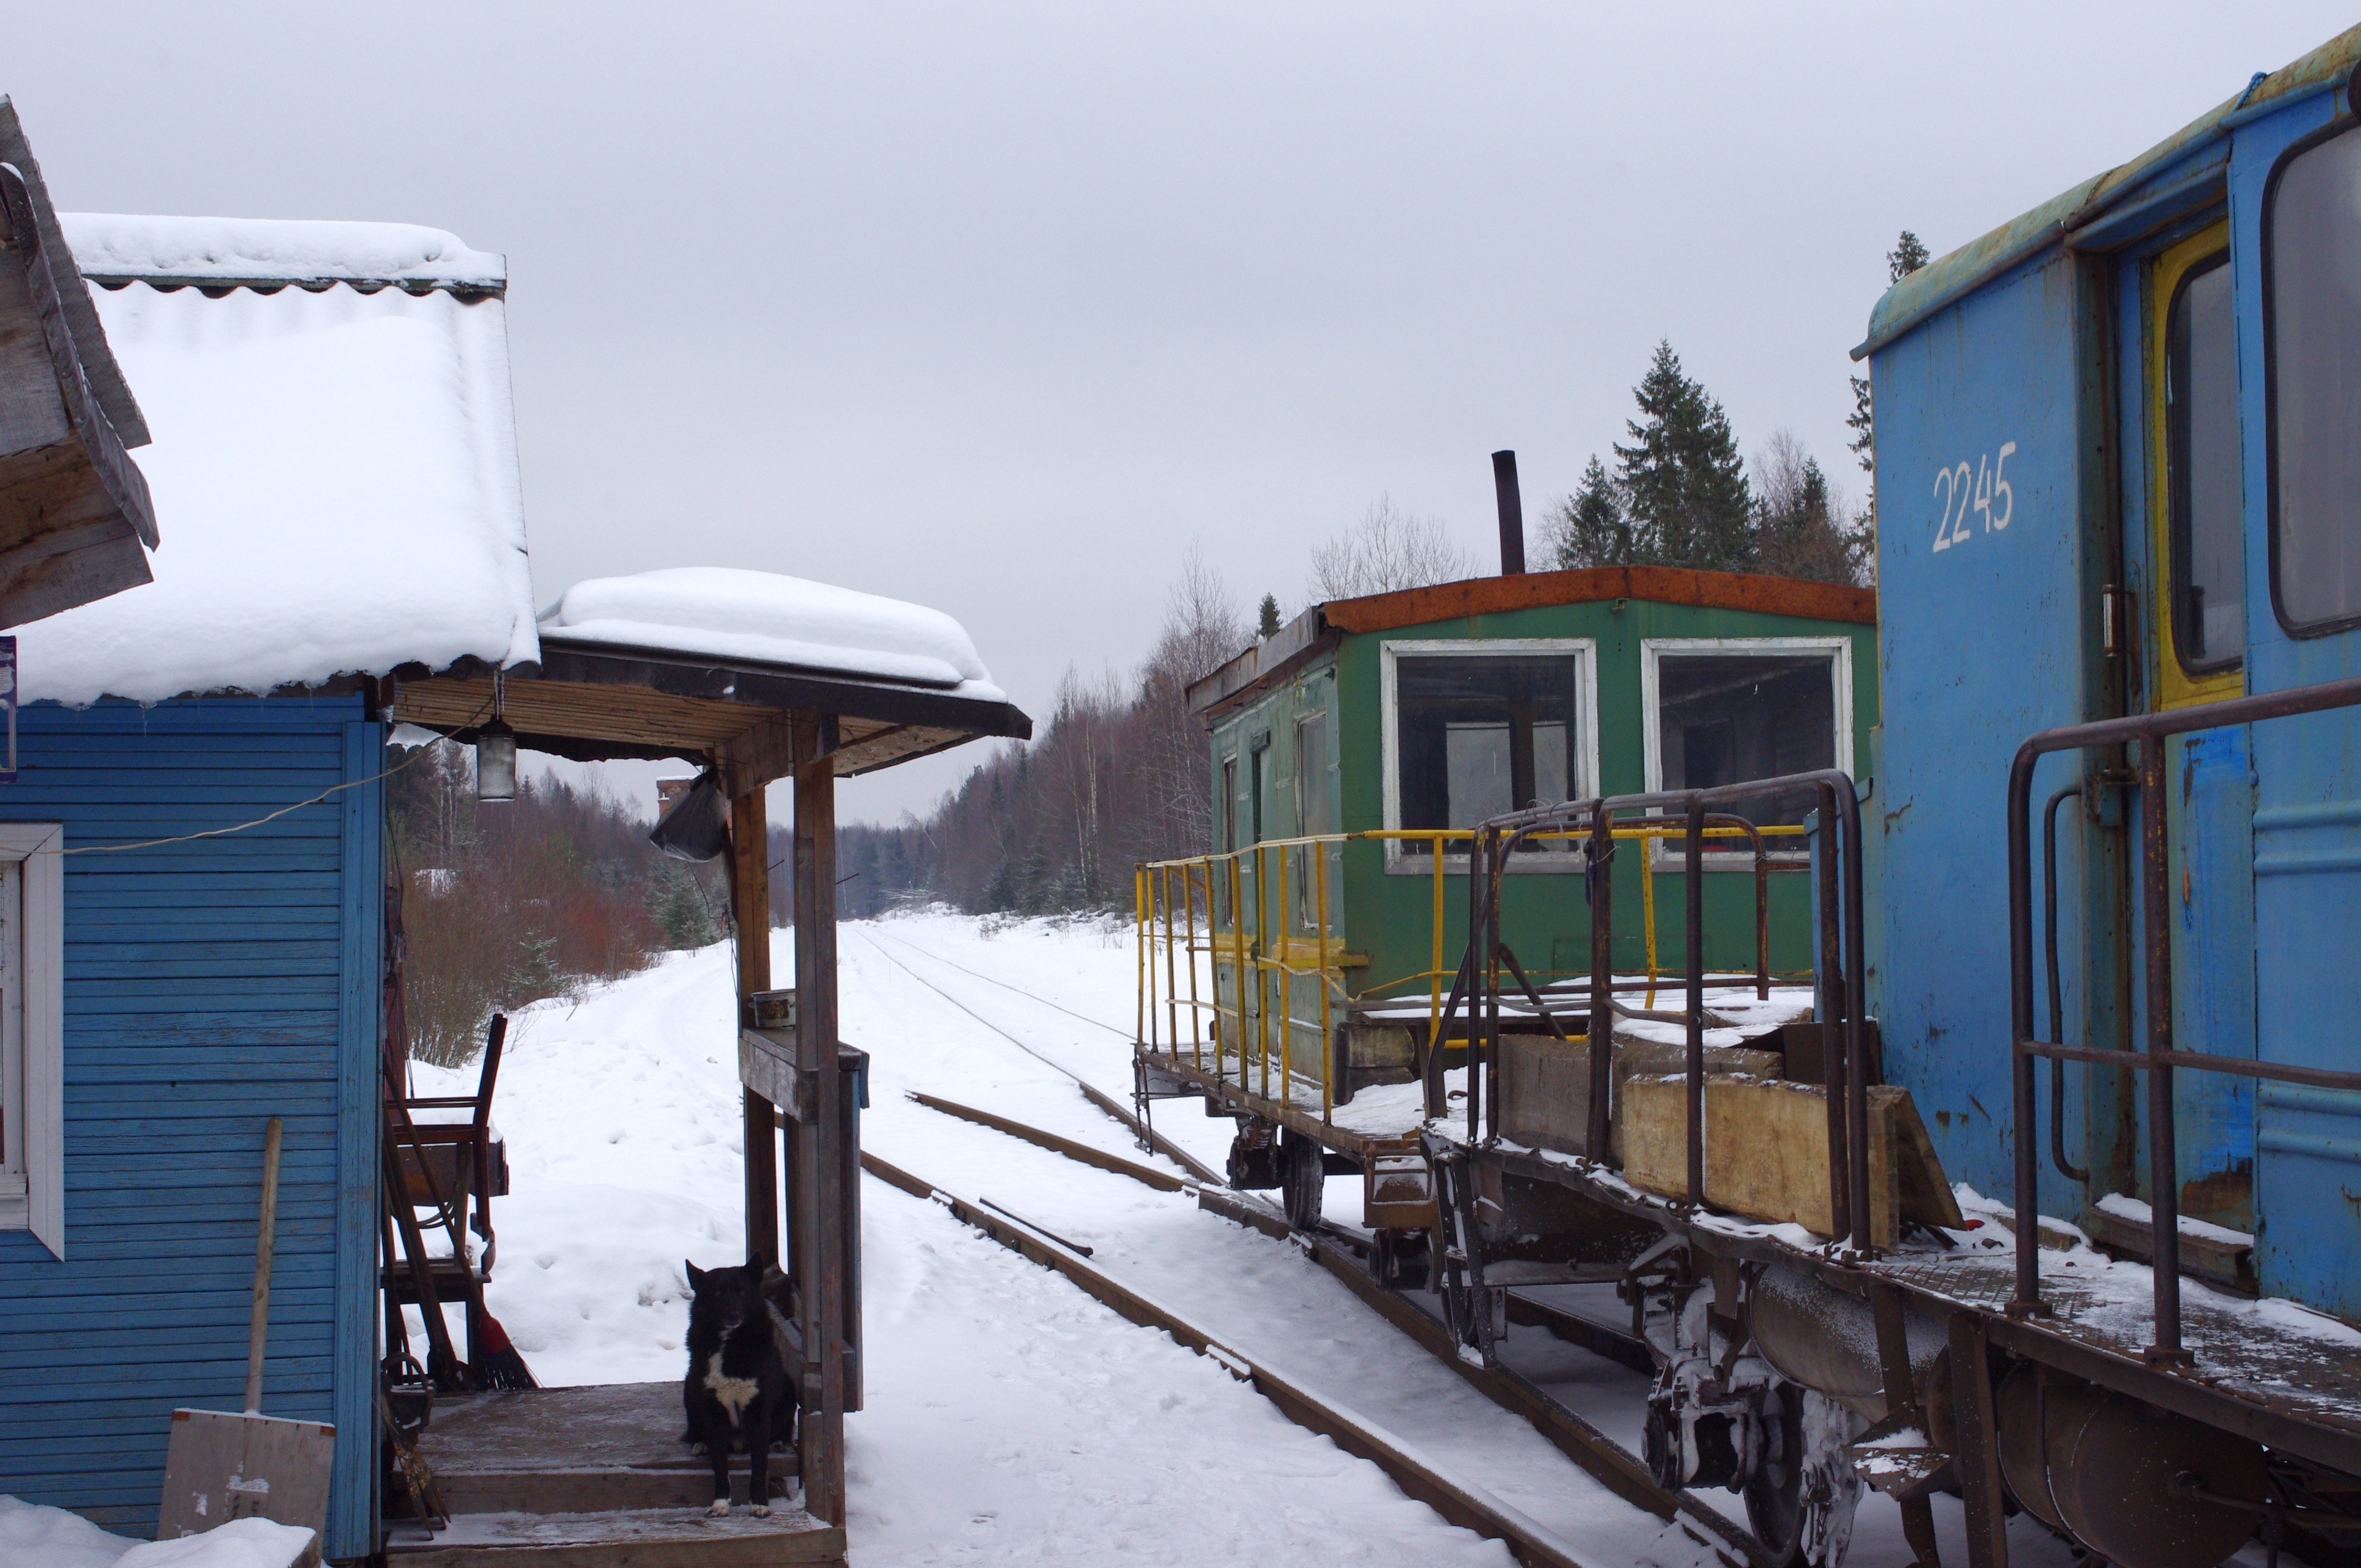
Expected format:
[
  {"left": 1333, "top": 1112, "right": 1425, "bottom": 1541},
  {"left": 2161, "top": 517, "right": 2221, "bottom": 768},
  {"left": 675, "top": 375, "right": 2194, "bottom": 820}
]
[{"left": 649, "top": 769, "right": 730, "bottom": 862}]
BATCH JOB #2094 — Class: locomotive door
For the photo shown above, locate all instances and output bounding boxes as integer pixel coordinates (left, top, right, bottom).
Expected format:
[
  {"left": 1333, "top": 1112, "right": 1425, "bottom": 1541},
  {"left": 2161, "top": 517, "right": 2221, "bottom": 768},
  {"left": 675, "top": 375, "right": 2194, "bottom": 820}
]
[{"left": 2145, "top": 225, "right": 2257, "bottom": 1232}]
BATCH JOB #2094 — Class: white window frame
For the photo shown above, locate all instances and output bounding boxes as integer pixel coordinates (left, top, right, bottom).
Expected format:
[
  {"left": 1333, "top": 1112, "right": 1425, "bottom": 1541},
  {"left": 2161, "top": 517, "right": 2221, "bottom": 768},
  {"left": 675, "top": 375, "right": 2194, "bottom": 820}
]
[
  {"left": 1639, "top": 638, "right": 1853, "bottom": 866},
  {"left": 1379, "top": 638, "right": 1600, "bottom": 874},
  {"left": 0, "top": 822, "right": 63, "bottom": 1257}
]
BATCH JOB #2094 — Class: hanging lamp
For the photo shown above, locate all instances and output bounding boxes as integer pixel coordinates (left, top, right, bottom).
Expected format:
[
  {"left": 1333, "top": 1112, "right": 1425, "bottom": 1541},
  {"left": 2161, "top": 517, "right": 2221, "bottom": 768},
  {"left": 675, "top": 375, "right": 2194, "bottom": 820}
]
[{"left": 477, "top": 669, "right": 517, "bottom": 803}]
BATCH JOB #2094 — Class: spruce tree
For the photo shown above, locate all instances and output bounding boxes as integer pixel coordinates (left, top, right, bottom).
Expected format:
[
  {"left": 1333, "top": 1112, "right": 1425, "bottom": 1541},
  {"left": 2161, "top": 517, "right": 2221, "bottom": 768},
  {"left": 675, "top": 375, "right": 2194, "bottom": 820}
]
[
  {"left": 1889, "top": 231, "right": 1930, "bottom": 281},
  {"left": 1847, "top": 231, "right": 1929, "bottom": 547},
  {"left": 1256, "top": 594, "right": 1282, "bottom": 638},
  {"left": 1548, "top": 455, "right": 1638, "bottom": 569},
  {"left": 1613, "top": 341, "right": 1754, "bottom": 573}
]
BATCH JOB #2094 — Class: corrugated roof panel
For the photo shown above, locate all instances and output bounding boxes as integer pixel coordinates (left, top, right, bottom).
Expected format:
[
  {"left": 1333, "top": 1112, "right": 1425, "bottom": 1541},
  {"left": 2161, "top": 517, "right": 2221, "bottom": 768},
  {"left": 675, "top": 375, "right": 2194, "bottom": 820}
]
[{"left": 15, "top": 277, "right": 537, "bottom": 703}]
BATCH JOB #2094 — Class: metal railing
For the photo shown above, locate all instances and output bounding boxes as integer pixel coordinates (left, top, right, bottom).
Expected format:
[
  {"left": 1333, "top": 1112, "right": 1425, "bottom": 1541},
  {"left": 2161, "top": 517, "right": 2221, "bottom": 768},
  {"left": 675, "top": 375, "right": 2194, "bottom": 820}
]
[
  {"left": 1133, "top": 821, "right": 1806, "bottom": 1124},
  {"left": 2007, "top": 673, "right": 2361, "bottom": 1362},
  {"left": 1429, "top": 773, "right": 1875, "bottom": 1249}
]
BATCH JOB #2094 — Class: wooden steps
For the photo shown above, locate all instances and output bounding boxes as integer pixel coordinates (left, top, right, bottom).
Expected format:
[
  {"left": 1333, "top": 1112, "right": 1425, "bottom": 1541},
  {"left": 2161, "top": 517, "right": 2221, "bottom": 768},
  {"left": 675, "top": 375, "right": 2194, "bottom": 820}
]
[
  {"left": 417, "top": 1383, "right": 796, "bottom": 1515},
  {"left": 389, "top": 1384, "right": 835, "bottom": 1565},
  {"left": 384, "top": 1507, "right": 843, "bottom": 1567}
]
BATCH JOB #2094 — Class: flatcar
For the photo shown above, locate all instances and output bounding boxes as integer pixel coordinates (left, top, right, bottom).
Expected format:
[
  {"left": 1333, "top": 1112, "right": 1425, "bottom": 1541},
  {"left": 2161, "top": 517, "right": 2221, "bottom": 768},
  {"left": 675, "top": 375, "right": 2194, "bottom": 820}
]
[{"left": 1138, "top": 25, "right": 2361, "bottom": 1568}]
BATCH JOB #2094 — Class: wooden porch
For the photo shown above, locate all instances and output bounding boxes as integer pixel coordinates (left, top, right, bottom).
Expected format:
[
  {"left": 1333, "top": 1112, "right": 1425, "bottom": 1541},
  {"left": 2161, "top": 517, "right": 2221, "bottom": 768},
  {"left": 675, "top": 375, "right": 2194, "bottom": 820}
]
[
  {"left": 380, "top": 617, "right": 1030, "bottom": 1558},
  {"left": 383, "top": 1384, "right": 843, "bottom": 1566}
]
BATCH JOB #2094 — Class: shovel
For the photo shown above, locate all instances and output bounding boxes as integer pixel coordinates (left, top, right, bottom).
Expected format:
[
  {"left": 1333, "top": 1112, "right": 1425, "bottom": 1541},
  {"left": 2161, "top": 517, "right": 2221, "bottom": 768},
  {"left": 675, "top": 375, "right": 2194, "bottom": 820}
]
[{"left": 157, "top": 1117, "right": 335, "bottom": 1560}]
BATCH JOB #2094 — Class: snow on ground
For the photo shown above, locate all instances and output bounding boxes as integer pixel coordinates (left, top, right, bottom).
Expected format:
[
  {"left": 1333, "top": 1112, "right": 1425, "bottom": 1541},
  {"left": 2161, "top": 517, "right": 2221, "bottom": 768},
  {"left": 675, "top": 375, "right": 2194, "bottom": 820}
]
[
  {"left": 0, "top": 1497, "right": 313, "bottom": 1567},
  {"left": 411, "top": 910, "right": 2093, "bottom": 1566}
]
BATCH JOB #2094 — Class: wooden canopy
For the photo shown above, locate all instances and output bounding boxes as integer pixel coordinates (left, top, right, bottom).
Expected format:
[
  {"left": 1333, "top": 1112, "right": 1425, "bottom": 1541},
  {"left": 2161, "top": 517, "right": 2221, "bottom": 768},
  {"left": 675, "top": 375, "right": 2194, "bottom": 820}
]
[
  {"left": 386, "top": 619, "right": 1029, "bottom": 1534},
  {"left": 389, "top": 634, "right": 1032, "bottom": 789},
  {"left": 0, "top": 106, "right": 158, "bottom": 629}
]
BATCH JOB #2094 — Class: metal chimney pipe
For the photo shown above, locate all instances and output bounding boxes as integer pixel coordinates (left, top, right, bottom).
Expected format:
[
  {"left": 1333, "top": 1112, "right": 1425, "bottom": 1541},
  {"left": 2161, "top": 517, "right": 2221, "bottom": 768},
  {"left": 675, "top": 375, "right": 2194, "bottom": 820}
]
[{"left": 1492, "top": 450, "right": 1526, "bottom": 575}]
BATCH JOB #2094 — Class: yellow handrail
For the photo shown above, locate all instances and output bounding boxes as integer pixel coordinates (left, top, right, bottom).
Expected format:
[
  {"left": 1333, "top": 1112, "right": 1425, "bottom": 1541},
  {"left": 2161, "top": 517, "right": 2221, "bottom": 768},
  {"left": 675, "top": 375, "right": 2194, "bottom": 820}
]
[{"left": 1133, "top": 819, "right": 1814, "bottom": 1111}]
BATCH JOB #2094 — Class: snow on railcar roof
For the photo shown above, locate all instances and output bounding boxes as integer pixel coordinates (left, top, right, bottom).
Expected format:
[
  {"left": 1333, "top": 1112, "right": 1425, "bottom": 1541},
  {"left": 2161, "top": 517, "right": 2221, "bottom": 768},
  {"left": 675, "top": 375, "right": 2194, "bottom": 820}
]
[
  {"left": 13, "top": 217, "right": 536, "bottom": 706},
  {"left": 537, "top": 567, "right": 1008, "bottom": 704},
  {"left": 62, "top": 211, "right": 505, "bottom": 290}
]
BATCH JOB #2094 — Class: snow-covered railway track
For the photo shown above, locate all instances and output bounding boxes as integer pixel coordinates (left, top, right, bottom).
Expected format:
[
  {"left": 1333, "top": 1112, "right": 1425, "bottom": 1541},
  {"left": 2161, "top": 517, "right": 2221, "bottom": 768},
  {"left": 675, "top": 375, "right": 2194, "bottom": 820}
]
[
  {"left": 879, "top": 1091, "right": 1761, "bottom": 1568},
  {"left": 861, "top": 1145, "right": 1737, "bottom": 1568},
  {"left": 856, "top": 931, "right": 1225, "bottom": 1183}
]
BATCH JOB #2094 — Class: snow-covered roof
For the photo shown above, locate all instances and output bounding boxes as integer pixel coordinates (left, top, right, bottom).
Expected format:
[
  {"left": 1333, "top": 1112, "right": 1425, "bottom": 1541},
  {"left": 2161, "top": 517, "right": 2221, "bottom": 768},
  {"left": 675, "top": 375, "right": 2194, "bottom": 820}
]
[
  {"left": 13, "top": 219, "right": 537, "bottom": 705},
  {"left": 538, "top": 567, "right": 1008, "bottom": 704},
  {"left": 62, "top": 213, "right": 505, "bottom": 292}
]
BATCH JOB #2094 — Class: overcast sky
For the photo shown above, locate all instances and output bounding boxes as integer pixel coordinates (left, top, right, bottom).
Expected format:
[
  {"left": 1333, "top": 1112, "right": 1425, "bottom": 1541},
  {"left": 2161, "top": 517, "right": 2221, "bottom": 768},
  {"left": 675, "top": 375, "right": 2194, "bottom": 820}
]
[{"left": 15, "top": 5, "right": 2355, "bottom": 823}]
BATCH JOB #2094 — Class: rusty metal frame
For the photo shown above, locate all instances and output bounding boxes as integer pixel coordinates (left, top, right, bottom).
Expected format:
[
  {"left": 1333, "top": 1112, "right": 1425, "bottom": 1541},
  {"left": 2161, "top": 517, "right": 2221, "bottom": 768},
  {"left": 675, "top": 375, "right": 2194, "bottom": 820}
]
[
  {"left": 1426, "top": 768, "right": 1872, "bottom": 1248},
  {"left": 2007, "top": 672, "right": 2361, "bottom": 1359}
]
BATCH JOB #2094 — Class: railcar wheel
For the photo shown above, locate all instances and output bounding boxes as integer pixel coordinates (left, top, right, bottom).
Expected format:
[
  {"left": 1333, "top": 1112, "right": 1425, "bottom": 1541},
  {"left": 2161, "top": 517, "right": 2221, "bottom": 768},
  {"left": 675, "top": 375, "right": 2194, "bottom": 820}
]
[
  {"left": 1743, "top": 1381, "right": 1807, "bottom": 1566},
  {"left": 1281, "top": 1133, "right": 1325, "bottom": 1230}
]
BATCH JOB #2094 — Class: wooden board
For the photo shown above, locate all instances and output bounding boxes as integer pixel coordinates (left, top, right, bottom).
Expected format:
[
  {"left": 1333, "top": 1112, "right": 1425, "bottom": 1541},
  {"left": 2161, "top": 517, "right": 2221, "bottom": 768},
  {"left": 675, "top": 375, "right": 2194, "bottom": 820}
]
[
  {"left": 157, "top": 1408, "right": 335, "bottom": 1544},
  {"left": 386, "top": 1506, "right": 843, "bottom": 1567},
  {"left": 418, "top": 1384, "right": 795, "bottom": 1516},
  {"left": 1619, "top": 1075, "right": 1961, "bottom": 1247},
  {"left": 1497, "top": 1033, "right": 1598, "bottom": 1158},
  {"left": 1492, "top": 1035, "right": 1785, "bottom": 1164},
  {"left": 393, "top": 674, "right": 959, "bottom": 780}
]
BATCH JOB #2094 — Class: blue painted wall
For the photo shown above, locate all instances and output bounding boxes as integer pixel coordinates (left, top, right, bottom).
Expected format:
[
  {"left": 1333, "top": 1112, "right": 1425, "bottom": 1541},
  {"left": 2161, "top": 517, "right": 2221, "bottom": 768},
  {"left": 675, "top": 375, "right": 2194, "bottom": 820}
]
[
  {"left": 1867, "top": 249, "right": 2098, "bottom": 1212},
  {"left": 0, "top": 696, "right": 381, "bottom": 1558},
  {"left": 1870, "top": 74, "right": 2361, "bottom": 1321},
  {"left": 2224, "top": 89, "right": 2361, "bottom": 1316}
]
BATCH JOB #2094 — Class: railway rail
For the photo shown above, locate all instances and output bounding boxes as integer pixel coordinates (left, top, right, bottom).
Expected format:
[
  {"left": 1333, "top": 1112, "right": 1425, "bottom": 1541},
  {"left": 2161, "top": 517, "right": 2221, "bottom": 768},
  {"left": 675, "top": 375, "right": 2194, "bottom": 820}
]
[{"left": 874, "top": 1077, "right": 1764, "bottom": 1568}]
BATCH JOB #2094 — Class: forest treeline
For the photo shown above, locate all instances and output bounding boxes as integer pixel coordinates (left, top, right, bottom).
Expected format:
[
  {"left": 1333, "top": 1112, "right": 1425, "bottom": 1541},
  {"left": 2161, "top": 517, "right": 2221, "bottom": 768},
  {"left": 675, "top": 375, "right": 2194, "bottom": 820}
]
[{"left": 389, "top": 744, "right": 768, "bottom": 1065}]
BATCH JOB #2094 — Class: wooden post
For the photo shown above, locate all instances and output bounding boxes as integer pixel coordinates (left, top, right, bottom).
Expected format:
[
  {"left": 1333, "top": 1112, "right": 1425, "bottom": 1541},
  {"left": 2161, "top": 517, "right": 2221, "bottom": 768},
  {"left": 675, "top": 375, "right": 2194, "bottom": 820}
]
[
  {"left": 1947, "top": 1311, "right": 2010, "bottom": 1568},
  {"left": 792, "top": 731, "right": 847, "bottom": 1527},
  {"left": 733, "top": 779, "right": 780, "bottom": 1270}
]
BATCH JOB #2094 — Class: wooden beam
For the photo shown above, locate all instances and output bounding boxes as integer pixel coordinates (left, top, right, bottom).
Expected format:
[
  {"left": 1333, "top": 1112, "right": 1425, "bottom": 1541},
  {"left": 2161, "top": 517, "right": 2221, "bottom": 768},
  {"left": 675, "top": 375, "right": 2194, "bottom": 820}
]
[
  {"left": 792, "top": 727, "right": 847, "bottom": 1528},
  {"left": 733, "top": 783, "right": 779, "bottom": 1270},
  {"left": 718, "top": 712, "right": 805, "bottom": 795}
]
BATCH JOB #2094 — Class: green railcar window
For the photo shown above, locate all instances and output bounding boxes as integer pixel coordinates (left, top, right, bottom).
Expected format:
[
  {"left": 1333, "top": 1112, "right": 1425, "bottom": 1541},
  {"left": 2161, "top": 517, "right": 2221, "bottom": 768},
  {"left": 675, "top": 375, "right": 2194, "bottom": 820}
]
[
  {"left": 2268, "top": 121, "right": 2361, "bottom": 633},
  {"left": 1652, "top": 652, "right": 1835, "bottom": 832},
  {"left": 1394, "top": 654, "right": 1580, "bottom": 852},
  {"left": 2167, "top": 255, "right": 2244, "bottom": 671}
]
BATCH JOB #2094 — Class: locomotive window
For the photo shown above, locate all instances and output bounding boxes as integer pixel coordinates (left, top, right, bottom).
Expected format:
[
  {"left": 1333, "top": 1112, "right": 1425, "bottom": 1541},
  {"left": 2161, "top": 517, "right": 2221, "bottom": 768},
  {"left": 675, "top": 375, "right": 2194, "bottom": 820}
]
[
  {"left": 2268, "top": 121, "right": 2361, "bottom": 633},
  {"left": 1383, "top": 640, "right": 1594, "bottom": 866},
  {"left": 2167, "top": 254, "right": 2243, "bottom": 671},
  {"left": 1642, "top": 641, "right": 1849, "bottom": 849}
]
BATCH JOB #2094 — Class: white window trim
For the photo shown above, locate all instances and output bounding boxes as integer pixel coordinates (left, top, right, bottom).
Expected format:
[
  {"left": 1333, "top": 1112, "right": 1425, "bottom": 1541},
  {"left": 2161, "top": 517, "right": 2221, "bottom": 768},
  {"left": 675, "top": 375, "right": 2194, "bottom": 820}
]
[
  {"left": 0, "top": 821, "right": 62, "bottom": 1256},
  {"left": 1638, "top": 637, "right": 1853, "bottom": 867},
  {"left": 1379, "top": 638, "right": 1600, "bottom": 874}
]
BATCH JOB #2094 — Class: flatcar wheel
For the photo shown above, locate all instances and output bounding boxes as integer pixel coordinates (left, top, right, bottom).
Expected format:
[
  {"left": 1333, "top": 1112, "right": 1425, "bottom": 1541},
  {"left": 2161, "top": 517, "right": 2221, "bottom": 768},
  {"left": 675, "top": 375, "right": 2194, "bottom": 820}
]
[
  {"left": 1281, "top": 1134, "right": 1324, "bottom": 1231},
  {"left": 1743, "top": 1381, "right": 1807, "bottom": 1567}
]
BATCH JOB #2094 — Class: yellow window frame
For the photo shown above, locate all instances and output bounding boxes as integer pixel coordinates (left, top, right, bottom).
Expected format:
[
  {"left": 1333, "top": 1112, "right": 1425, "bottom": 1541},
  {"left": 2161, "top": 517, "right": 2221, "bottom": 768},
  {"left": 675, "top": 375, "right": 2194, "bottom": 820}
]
[{"left": 2147, "top": 221, "right": 2242, "bottom": 710}]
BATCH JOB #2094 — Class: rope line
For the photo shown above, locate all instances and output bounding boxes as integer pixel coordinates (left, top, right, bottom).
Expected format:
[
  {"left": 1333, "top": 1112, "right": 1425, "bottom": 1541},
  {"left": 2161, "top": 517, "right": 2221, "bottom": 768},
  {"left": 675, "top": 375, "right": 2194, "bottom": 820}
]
[{"left": 61, "top": 701, "right": 491, "bottom": 856}]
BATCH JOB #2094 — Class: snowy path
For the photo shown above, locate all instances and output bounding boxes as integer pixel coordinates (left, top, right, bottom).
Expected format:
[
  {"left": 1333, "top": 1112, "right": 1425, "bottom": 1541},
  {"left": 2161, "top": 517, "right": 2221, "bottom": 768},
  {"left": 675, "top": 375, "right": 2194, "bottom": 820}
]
[{"left": 415, "top": 911, "right": 2089, "bottom": 1567}]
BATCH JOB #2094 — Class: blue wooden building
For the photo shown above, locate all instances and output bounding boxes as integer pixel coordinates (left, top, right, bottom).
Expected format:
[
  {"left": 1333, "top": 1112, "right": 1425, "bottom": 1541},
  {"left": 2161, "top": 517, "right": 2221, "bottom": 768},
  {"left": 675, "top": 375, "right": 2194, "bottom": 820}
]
[{"left": 0, "top": 204, "right": 536, "bottom": 1559}]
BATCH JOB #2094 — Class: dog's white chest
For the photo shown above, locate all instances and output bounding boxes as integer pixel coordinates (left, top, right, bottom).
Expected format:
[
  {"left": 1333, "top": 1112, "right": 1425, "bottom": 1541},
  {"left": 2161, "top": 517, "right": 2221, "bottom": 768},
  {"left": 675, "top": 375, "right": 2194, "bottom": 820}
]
[{"left": 704, "top": 1353, "right": 759, "bottom": 1423}]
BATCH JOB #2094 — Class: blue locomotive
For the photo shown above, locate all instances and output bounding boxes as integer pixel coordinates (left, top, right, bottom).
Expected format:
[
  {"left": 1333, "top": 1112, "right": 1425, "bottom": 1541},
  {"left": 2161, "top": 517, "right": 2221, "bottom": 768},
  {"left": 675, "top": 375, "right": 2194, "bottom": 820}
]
[{"left": 1437, "top": 25, "right": 2361, "bottom": 1568}]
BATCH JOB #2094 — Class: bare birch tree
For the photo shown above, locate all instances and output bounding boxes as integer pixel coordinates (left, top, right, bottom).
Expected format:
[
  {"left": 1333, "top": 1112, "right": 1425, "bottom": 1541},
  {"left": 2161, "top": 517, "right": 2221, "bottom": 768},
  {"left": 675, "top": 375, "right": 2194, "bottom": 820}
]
[{"left": 1306, "top": 495, "right": 1475, "bottom": 602}]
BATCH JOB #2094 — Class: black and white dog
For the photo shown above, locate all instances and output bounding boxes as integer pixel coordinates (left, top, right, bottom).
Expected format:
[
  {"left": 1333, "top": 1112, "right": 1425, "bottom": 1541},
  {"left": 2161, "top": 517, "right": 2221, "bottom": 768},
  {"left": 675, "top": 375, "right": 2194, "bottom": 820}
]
[{"left": 682, "top": 1260, "right": 790, "bottom": 1516}]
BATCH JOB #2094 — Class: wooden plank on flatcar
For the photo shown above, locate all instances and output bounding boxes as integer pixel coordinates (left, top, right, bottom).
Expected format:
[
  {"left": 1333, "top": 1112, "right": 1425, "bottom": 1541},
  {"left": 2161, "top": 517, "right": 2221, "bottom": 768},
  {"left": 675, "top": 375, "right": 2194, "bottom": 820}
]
[{"left": 1620, "top": 1076, "right": 1961, "bottom": 1246}]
